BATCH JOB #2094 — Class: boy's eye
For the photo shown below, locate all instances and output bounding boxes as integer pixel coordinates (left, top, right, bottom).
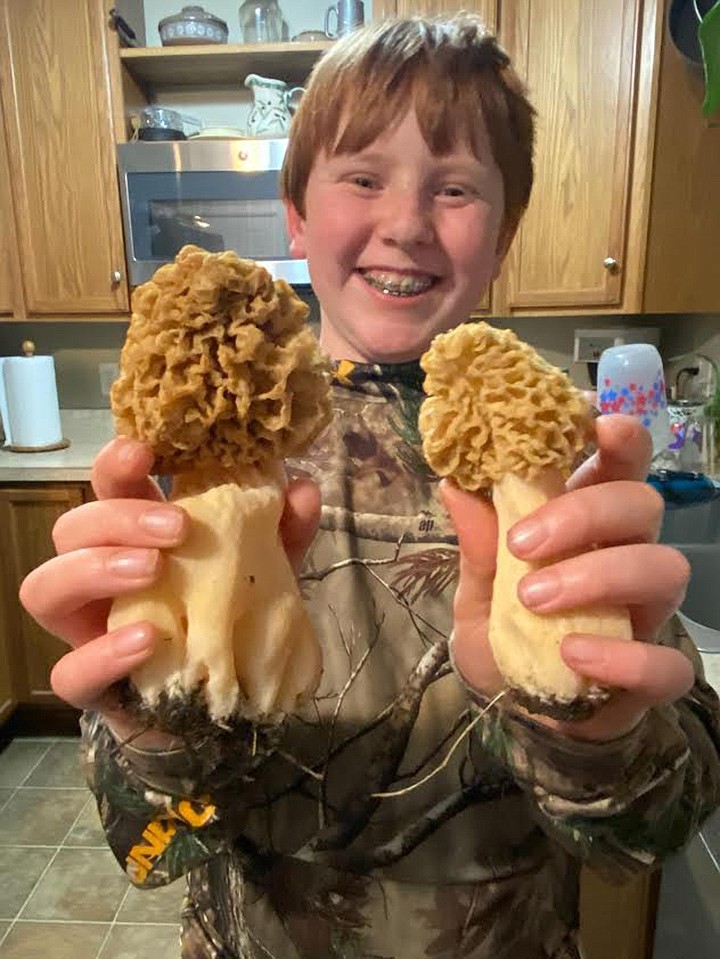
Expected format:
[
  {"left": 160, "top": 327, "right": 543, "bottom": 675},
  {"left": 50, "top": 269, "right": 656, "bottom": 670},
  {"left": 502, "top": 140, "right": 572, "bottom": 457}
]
[
  {"left": 439, "top": 185, "right": 471, "bottom": 198},
  {"left": 351, "top": 175, "right": 376, "bottom": 189}
]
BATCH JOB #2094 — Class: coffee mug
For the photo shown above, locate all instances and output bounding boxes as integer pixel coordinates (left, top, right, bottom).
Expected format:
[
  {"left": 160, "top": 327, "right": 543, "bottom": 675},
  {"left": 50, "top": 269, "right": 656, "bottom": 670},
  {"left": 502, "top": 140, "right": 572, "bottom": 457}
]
[{"left": 324, "top": 0, "right": 364, "bottom": 38}]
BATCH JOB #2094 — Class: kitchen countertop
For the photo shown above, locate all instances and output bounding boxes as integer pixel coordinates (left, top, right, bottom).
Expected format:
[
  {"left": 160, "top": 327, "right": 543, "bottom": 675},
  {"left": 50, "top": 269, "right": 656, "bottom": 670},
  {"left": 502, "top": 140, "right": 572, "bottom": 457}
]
[{"left": 0, "top": 409, "right": 114, "bottom": 482}]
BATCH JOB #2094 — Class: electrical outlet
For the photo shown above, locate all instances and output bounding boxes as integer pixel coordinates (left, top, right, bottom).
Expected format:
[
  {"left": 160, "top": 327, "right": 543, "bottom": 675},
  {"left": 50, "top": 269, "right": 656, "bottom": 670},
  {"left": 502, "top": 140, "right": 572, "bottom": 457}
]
[
  {"left": 99, "top": 362, "right": 119, "bottom": 397},
  {"left": 573, "top": 327, "right": 661, "bottom": 363},
  {"left": 573, "top": 331, "right": 619, "bottom": 363}
]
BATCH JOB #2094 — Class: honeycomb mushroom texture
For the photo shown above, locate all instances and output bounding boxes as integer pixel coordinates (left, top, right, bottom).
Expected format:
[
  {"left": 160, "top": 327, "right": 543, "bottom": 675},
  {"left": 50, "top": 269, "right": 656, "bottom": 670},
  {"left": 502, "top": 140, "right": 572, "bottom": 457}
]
[
  {"left": 419, "top": 322, "right": 593, "bottom": 490},
  {"left": 111, "top": 245, "right": 332, "bottom": 474}
]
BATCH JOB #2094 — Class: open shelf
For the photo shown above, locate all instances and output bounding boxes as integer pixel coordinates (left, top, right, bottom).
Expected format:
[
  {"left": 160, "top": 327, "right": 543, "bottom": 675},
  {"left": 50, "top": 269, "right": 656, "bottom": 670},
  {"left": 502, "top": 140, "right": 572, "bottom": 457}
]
[{"left": 119, "top": 42, "right": 332, "bottom": 88}]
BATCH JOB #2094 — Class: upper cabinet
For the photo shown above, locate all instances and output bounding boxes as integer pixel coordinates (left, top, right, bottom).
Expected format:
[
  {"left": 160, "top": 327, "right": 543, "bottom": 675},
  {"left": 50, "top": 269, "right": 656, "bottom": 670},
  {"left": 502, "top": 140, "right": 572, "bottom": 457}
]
[
  {"left": 643, "top": 9, "right": 720, "bottom": 314},
  {"left": 0, "top": 0, "right": 129, "bottom": 315},
  {"left": 0, "top": 93, "right": 22, "bottom": 315},
  {"left": 496, "top": 0, "right": 644, "bottom": 313}
]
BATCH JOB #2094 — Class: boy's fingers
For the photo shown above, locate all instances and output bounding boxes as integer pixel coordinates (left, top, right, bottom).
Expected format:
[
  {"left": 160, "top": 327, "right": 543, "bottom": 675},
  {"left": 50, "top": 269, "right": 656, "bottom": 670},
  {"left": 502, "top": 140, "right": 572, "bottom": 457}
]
[
  {"left": 91, "top": 438, "right": 165, "bottom": 502},
  {"left": 439, "top": 480, "right": 497, "bottom": 577},
  {"left": 561, "top": 635, "right": 695, "bottom": 706},
  {"left": 281, "top": 478, "right": 322, "bottom": 574},
  {"left": 50, "top": 623, "right": 157, "bottom": 711},
  {"left": 568, "top": 415, "right": 653, "bottom": 490},
  {"left": 508, "top": 480, "right": 664, "bottom": 560},
  {"left": 518, "top": 543, "right": 689, "bottom": 637},
  {"left": 20, "top": 547, "right": 162, "bottom": 646},
  {"left": 52, "top": 499, "right": 188, "bottom": 555}
]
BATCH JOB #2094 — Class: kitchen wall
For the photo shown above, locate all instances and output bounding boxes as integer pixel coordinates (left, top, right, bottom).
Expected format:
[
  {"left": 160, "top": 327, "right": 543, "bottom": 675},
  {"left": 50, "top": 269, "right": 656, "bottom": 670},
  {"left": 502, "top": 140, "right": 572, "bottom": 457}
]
[{"left": 1, "top": 310, "right": 717, "bottom": 409}]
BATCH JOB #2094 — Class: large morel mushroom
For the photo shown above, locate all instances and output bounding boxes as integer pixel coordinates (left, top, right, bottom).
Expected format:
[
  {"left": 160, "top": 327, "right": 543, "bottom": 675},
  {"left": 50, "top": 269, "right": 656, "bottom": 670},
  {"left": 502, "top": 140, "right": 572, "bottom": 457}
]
[
  {"left": 419, "top": 322, "right": 633, "bottom": 720},
  {"left": 108, "top": 246, "right": 332, "bottom": 734}
]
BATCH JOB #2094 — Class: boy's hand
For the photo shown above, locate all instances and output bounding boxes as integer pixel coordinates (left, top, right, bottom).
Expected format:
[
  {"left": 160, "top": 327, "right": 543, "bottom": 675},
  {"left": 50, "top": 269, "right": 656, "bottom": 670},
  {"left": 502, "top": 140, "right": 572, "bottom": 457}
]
[
  {"left": 19, "top": 438, "right": 320, "bottom": 744},
  {"left": 443, "top": 414, "right": 694, "bottom": 742}
]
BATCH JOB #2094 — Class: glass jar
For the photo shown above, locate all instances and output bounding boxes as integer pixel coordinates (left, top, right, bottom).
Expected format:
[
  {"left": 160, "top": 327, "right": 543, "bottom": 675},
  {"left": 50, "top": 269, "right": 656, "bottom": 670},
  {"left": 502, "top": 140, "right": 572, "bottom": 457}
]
[{"left": 239, "top": 0, "right": 284, "bottom": 43}]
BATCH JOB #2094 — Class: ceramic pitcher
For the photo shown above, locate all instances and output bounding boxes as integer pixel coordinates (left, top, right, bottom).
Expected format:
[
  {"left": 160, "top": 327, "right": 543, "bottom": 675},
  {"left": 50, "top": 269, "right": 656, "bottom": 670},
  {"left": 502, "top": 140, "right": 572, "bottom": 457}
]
[{"left": 244, "top": 74, "right": 304, "bottom": 137}]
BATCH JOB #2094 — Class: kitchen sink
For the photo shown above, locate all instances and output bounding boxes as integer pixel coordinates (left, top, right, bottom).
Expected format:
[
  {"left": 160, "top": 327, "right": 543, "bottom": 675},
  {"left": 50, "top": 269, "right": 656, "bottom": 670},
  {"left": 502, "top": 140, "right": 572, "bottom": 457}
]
[{"left": 659, "top": 498, "right": 720, "bottom": 653}]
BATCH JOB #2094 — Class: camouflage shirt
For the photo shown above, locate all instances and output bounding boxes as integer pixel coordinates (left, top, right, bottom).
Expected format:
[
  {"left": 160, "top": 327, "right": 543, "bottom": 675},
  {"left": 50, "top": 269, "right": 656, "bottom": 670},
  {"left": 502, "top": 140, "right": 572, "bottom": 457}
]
[{"left": 82, "top": 360, "right": 720, "bottom": 959}]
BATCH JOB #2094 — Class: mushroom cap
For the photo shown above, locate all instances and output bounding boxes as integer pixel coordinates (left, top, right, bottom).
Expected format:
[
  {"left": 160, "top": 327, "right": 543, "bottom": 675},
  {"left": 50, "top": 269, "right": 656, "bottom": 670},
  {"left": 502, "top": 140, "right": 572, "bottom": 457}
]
[
  {"left": 111, "top": 246, "right": 332, "bottom": 474},
  {"left": 419, "top": 322, "right": 593, "bottom": 491}
]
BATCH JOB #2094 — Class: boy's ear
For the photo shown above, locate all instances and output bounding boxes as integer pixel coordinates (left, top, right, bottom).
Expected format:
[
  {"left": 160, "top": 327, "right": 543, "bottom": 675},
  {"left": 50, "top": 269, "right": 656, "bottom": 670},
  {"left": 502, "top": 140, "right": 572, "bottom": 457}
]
[{"left": 284, "top": 200, "right": 307, "bottom": 259}]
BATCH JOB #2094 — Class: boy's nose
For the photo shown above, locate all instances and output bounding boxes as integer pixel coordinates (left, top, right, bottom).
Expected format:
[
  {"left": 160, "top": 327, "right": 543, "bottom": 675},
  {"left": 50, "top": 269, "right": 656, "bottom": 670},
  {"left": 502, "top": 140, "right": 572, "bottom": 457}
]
[{"left": 378, "top": 193, "right": 435, "bottom": 247}]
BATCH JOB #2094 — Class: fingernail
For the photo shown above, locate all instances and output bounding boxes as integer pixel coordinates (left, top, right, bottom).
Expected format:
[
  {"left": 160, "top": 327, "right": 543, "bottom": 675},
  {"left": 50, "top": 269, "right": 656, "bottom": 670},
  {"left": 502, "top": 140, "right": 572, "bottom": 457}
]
[
  {"left": 116, "top": 438, "right": 144, "bottom": 465},
  {"left": 519, "top": 574, "right": 560, "bottom": 608},
  {"left": 562, "top": 637, "right": 596, "bottom": 664},
  {"left": 508, "top": 520, "right": 546, "bottom": 555},
  {"left": 112, "top": 623, "right": 153, "bottom": 657},
  {"left": 138, "top": 507, "right": 183, "bottom": 539},
  {"left": 108, "top": 549, "right": 159, "bottom": 578}
]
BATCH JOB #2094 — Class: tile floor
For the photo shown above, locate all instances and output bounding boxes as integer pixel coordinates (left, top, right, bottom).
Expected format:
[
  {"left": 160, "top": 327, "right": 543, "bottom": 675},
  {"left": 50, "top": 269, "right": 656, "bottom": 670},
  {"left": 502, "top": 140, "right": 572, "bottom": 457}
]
[{"left": 0, "top": 737, "right": 186, "bottom": 958}]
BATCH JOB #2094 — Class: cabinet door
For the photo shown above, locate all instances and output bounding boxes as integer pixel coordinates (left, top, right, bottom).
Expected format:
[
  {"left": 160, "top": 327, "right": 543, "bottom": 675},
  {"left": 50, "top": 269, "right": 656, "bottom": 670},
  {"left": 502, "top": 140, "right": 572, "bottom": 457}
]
[
  {"left": 0, "top": 592, "right": 17, "bottom": 725},
  {"left": 500, "top": 0, "right": 640, "bottom": 310},
  {"left": 0, "top": 95, "right": 20, "bottom": 315},
  {"left": 643, "top": 17, "right": 720, "bottom": 313},
  {"left": 0, "top": 0, "right": 128, "bottom": 314},
  {"left": 378, "top": 0, "right": 497, "bottom": 24},
  {"left": 0, "top": 485, "right": 85, "bottom": 705}
]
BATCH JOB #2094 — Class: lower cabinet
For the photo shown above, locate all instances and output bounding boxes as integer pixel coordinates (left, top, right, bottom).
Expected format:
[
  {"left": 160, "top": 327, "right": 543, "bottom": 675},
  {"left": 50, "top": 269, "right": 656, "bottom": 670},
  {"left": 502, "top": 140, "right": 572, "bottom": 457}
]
[
  {"left": 580, "top": 864, "right": 661, "bottom": 959},
  {"left": 0, "top": 483, "right": 91, "bottom": 729}
]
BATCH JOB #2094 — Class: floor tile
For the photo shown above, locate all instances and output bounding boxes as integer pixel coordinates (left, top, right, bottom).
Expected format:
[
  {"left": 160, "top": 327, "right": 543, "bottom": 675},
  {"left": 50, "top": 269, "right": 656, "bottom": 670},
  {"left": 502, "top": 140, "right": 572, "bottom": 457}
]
[
  {"left": 0, "top": 920, "right": 108, "bottom": 958},
  {"left": 0, "top": 789, "right": 87, "bottom": 846},
  {"left": 64, "top": 797, "right": 107, "bottom": 848},
  {"left": 116, "top": 878, "right": 186, "bottom": 924},
  {"left": 0, "top": 847, "right": 55, "bottom": 920},
  {"left": 0, "top": 743, "right": 50, "bottom": 789},
  {"left": 98, "top": 923, "right": 181, "bottom": 959},
  {"left": 21, "top": 847, "right": 129, "bottom": 922},
  {"left": 24, "top": 741, "right": 85, "bottom": 788},
  {"left": 0, "top": 922, "right": 10, "bottom": 943},
  {"left": 0, "top": 790, "right": 14, "bottom": 813}
]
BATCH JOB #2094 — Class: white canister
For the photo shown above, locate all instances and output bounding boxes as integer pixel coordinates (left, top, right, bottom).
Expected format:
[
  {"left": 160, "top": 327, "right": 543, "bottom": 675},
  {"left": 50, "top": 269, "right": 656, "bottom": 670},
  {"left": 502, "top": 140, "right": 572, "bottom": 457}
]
[{"left": 0, "top": 341, "right": 65, "bottom": 451}]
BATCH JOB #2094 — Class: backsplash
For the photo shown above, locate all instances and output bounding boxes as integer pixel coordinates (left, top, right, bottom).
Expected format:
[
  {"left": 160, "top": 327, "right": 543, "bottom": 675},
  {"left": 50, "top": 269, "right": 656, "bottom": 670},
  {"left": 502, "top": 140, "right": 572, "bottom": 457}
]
[{"left": 1, "top": 311, "right": 718, "bottom": 409}]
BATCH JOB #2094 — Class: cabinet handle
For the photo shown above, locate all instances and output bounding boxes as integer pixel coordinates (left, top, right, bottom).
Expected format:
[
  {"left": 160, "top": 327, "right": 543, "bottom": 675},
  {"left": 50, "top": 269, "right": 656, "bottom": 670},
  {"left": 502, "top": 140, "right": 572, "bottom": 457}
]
[
  {"left": 111, "top": 269, "right": 123, "bottom": 284},
  {"left": 603, "top": 256, "right": 619, "bottom": 273}
]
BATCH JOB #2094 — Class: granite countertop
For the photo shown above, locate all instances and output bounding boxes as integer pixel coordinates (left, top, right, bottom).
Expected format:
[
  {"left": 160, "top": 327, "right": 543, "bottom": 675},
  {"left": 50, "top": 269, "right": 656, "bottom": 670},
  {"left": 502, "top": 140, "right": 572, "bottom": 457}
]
[{"left": 0, "top": 410, "right": 114, "bottom": 482}]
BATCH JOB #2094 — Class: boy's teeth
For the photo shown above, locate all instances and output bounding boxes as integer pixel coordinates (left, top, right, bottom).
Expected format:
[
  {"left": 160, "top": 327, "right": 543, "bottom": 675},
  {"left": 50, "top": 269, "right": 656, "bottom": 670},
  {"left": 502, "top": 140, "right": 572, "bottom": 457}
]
[{"left": 361, "top": 271, "right": 434, "bottom": 296}]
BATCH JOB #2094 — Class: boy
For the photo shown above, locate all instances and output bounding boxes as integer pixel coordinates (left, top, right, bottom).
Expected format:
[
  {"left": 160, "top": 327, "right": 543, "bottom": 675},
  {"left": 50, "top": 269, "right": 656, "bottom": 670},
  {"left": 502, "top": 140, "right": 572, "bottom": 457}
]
[{"left": 20, "top": 15, "right": 720, "bottom": 959}]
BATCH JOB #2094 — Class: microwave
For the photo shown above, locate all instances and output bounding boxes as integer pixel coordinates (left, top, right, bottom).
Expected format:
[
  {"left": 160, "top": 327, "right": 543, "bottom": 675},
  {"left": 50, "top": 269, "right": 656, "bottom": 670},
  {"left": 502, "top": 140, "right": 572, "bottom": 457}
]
[{"left": 116, "top": 139, "right": 309, "bottom": 288}]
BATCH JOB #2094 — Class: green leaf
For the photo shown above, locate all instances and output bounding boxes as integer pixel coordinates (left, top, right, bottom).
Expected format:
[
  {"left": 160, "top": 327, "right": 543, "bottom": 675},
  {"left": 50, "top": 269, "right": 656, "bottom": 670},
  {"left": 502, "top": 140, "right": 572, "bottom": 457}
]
[{"left": 699, "top": 1, "right": 720, "bottom": 117}]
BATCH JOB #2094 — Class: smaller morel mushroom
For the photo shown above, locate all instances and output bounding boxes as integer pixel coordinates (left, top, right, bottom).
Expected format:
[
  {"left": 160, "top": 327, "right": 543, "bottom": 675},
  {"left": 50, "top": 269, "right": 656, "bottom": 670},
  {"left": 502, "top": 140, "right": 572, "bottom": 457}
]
[
  {"left": 418, "top": 322, "right": 632, "bottom": 720},
  {"left": 108, "top": 246, "right": 332, "bottom": 734}
]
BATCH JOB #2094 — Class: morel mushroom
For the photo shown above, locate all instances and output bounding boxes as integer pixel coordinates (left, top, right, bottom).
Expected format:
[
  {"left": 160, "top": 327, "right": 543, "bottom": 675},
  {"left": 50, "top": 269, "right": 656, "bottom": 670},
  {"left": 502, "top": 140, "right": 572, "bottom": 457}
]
[
  {"left": 108, "top": 246, "right": 332, "bottom": 731},
  {"left": 418, "top": 322, "right": 632, "bottom": 720}
]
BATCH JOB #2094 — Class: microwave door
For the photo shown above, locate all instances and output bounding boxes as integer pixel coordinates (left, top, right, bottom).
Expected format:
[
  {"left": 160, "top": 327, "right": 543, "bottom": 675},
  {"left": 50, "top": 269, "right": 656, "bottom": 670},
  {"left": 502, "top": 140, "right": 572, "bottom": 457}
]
[{"left": 118, "top": 152, "right": 309, "bottom": 287}]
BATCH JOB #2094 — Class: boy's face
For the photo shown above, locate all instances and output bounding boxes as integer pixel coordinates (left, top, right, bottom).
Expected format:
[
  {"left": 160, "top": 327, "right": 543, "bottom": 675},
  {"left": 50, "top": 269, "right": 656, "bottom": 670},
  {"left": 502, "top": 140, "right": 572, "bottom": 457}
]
[{"left": 286, "top": 108, "right": 513, "bottom": 364}]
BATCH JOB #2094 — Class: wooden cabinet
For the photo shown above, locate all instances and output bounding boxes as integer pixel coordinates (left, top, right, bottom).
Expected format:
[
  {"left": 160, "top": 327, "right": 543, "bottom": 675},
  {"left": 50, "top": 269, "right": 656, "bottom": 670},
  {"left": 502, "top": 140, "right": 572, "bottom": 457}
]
[
  {"left": 496, "top": 0, "right": 644, "bottom": 312},
  {"left": 0, "top": 94, "right": 22, "bottom": 316},
  {"left": 0, "top": 0, "right": 128, "bottom": 315},
  {"left": 381, "top": 0, "right": 497, "bottom": 23},
  {"left": 643, "top": 12, "right": 720, "bottom": 313},
  {"left": 0, "top": 483, "right": 89, "bottom": 719}
]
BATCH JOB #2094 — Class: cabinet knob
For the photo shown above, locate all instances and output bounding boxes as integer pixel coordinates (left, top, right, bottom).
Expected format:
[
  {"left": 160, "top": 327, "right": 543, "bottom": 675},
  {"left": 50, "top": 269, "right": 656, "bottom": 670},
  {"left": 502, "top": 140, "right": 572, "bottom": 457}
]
[
  {"left": 238, "top": 150, "right": 249, "bottom": 161},
  {"left": 603, "top": 256, "right": 619, "bottom": 273},
  {"left": 111, "top": 269, "right": 123, "bottom": 284}
]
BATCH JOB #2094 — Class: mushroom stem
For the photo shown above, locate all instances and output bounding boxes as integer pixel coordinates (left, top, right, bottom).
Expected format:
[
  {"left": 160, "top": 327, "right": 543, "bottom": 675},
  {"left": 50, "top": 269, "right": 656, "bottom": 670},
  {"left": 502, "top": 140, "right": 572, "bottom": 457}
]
[
  {"left": 489, "top": 470, "right": 633, "bottom": 720},
  {"left": 108, "top": 461, "right": 321, "bottom": 724}
]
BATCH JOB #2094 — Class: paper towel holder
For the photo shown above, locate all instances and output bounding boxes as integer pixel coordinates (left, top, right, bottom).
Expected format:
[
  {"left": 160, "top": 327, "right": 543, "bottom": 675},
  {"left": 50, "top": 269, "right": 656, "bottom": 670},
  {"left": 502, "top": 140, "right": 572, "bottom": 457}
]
[{"left": 0, "top": 340, "right": 70, "bottom": 453}]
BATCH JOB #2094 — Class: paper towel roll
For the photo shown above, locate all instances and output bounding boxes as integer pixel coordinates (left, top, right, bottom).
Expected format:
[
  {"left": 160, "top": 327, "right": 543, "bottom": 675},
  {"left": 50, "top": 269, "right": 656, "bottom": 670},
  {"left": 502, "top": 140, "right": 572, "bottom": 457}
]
[{"left": 0, "top": 356, "right": 63, "bottom": 449}]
